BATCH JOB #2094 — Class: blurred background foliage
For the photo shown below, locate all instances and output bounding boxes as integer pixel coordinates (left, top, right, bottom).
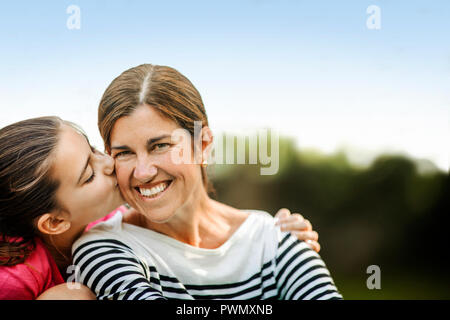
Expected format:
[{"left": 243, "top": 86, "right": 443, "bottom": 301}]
[{"left": 209, "top": 133, "right": 449, "bottom": 299}]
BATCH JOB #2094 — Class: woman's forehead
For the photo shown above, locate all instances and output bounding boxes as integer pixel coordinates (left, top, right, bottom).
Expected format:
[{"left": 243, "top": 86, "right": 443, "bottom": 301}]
[{"left": 110, "top": 106, "right": 180, "bottom": 144}]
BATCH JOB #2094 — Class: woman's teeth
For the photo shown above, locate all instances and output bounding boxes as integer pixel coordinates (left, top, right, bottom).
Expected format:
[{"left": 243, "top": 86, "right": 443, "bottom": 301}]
[{"left": 138, "top": 182, "right": 169, "bottom": 198}]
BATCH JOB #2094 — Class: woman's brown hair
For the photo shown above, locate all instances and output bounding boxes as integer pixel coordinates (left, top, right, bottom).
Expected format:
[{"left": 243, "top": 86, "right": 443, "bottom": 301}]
[
  {"left": 0, "top": 116, "right": 62, "bottom": 266},
  {"left": 98, "top": 64, "right": 215, "bottom": 195}
]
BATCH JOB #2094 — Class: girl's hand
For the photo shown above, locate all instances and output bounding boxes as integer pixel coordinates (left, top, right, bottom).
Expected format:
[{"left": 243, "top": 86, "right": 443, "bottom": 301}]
[{"left": 274, "top": 208, "right": 321, "bottom": 252}]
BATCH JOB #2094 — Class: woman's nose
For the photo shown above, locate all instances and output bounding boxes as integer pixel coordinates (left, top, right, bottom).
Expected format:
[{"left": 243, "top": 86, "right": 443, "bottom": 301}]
[{"left": 134, "top": 157, "right": 157, "bottom": 183}]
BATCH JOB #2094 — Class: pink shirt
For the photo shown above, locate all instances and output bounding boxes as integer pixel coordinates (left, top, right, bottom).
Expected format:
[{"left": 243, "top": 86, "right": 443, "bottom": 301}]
[
  {"left": 0, "top": 237, "right": 64, "bottom": 300},
  {"left": 0, "top": 206, "right": 125, "bottom": 300}
]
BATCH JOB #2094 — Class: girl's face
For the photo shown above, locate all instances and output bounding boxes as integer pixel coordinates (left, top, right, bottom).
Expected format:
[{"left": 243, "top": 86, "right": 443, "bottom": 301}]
[
  {"left": 51, "top": 124, "right": 123, "bottom": 229},
  {"left": 109, "top": 105, "right": 204, "bottom": 222}
]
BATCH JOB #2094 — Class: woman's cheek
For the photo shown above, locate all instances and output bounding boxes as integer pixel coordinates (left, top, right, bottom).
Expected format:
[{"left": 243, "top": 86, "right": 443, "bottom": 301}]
[
  {"left": 170, "top": 144, "right": 195, "bottom": 165},
  {"left": 115, "top": 162, "right": 130, "bottom": 186},
  {"left": 167, "top": 146, "right": 181, "bottom": 165}
]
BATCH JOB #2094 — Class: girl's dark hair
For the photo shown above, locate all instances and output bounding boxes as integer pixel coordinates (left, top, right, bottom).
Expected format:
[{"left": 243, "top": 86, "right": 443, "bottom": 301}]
[{"left": 0, "top": 116, "right": 63, "bottom": 266}]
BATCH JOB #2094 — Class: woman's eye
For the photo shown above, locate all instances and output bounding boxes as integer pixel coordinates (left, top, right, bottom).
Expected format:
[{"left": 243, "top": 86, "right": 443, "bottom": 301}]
[
  {"left": 153, "top": 143, "right": 170, "bottom": 151},
  {"left": 114, "top": 151, "right": 131, "bottom": 158}
]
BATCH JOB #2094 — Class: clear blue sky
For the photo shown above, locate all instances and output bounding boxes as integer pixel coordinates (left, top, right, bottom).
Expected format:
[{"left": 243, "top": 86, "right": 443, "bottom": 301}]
[{"left": 0, "top": 1, "right": 448, "bottom": 171}]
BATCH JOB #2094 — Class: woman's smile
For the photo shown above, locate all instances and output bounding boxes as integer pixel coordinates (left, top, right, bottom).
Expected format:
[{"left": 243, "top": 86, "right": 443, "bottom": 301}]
[{"left": 134, "top": 179, "right": 173, "bottom": 201}]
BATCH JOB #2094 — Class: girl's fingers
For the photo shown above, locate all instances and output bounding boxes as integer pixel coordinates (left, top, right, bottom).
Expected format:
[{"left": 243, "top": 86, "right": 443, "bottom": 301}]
[
  {"left": 291, "top": 213, "right": 305, "bottom": 221},
  {"left": 290, "top": 232, "right": 321, "bottom": 252},
  {"left": 279, "top": 219, "right": 314, "bottom": 233},
  {"left": 274, "top": 208, "right": 291, "bottom": 224},
  {"left": 305, "top": 240, "right": 321, "bottom": 253},
  {"left": 277, "top": 213, "right": 310, "bottom": 228},
  {"left": 276, "top": 212, "right": 305, "bottom": 225},
  {"left": 289, "top": 230, "right": 319, "bottom": 242},
  {"left": 275, "top": 211, "right": 320, "bottom": 252}
]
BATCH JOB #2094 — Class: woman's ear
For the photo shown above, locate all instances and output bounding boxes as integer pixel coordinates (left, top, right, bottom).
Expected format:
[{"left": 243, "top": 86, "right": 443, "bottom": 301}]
[
  {"left": 201, "top": 126, "right": 214, "bottom": 162},
  {"left": 36, "top": 213, "right": 71, "bottom": 235}
]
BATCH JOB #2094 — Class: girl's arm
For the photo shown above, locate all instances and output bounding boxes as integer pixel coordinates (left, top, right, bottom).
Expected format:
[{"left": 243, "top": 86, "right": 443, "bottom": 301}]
[{"left": 37, "top": 283, "right": 96, "bottom": 300}]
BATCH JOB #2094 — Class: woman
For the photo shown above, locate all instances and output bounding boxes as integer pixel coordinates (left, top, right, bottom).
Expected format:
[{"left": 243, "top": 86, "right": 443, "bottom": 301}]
[
  {"left": 0, "top": 117, "right": 312, "bottom": 300},
  {"left": 71, "top": 64, "right": 342, "bottom": 299}
]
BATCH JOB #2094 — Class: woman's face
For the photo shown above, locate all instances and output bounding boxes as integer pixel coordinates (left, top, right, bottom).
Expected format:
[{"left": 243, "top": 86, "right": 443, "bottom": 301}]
[
  {"left": 51, "top": 124, "right": 123, "bottom": 228},
  {"left": 109, "top": 105, "right": 204, "bottom": 222}
]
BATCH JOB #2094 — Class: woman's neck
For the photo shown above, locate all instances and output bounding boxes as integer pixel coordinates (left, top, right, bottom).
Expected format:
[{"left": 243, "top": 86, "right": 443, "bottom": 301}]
[{"left": 142, "top": 188, "right": 248, "bottom": 249}]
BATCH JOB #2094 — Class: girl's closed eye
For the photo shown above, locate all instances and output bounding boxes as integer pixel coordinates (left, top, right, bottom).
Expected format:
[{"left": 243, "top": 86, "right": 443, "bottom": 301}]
[
  {"left": 91, "top": 146, "right": 101, "bottom": 155},
  {"left": 85, "top": 170, "right": 95, "bottom": 184}
]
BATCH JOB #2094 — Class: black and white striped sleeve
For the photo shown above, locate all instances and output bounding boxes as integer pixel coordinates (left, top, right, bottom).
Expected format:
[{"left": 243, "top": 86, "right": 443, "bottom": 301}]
[
  {"left": 72, "top": 239, "right": 166, "bottom": 300},
  {"left": 275, "top": 234, "right": 343, "bottom": 300}
]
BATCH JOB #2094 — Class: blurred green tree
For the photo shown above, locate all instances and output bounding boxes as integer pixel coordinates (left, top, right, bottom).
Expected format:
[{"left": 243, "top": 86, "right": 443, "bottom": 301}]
[{"left": 210, "top": 133, "right": 449, "bottom": 299}]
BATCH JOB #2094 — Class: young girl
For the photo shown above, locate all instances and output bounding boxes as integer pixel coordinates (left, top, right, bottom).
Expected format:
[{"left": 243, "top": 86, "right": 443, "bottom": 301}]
[
  {"left": 0, "top": 116, "right": 123, "bottom": 299},
  {"left": 0, "top": 116, "right": 317, "bottom": 299}
]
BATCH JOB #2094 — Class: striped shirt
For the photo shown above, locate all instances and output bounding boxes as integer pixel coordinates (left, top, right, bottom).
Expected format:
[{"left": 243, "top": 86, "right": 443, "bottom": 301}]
[{"left": 71, "top": 210, "right": 342, "bottom": 300}]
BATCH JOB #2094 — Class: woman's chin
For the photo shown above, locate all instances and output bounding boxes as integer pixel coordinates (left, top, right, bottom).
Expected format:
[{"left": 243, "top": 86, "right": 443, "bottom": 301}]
[
  {"left": 128, "top": 201, "right": 174, "bottom": 223},
  {"left": 124, "top": 182, "right": 179, "bottom": 221},
  {"left": 143, "top": 212, "right": 173, "bottom": 224}
]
